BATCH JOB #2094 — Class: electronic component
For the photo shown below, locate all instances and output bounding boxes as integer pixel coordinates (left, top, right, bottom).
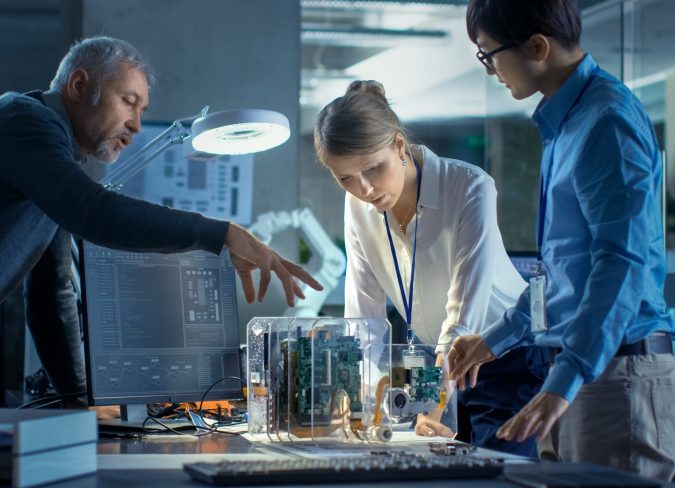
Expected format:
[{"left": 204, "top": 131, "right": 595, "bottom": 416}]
[
  {"left": 408, "top": 366, "right": 443, "bottom": 403},
  {"left": 293, "top": 333, "right": 363, "bottom": 425},
  {"left": 183, "top": 453, "right": 503, "bottom": 485},
  {"left": 388, "top": 363, "right": 445, "bottom": 421},
  {"left": 247, "top": 318, "right": 391, "bottom": 442},
  {"left": 386, "top": 388, "right": 436, "bottom": 419},
  {"left": 429, "top": 442, "right": 480, "bottom": 456}
]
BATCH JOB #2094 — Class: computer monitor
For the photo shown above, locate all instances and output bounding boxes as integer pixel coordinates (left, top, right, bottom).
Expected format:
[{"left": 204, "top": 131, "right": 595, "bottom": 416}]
[
  {"left": 79, "top": 240, "right": 242, "bottom": 422},
  {"left": 507, "top": 251, "right": 539, "bottom": 281}
]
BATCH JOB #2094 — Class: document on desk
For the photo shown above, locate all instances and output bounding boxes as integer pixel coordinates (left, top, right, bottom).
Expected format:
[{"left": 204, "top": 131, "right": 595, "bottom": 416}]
[
  {"left": 240, "top": 430, "right": 447, "bottom": 445},
  {"left": 248, "top": 432, "right": 533, "bottom": 465}
]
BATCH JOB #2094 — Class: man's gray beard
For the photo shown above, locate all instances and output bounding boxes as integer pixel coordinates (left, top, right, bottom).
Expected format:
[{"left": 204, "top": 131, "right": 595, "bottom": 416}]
[{"left": 93, "top": 141, "right": 120, "bottom": 163}]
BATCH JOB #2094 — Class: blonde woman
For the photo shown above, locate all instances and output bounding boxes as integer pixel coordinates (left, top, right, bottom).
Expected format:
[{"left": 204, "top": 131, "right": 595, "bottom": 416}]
[{"left": 314, "top": 80, "right": 547, "bottom": 455}]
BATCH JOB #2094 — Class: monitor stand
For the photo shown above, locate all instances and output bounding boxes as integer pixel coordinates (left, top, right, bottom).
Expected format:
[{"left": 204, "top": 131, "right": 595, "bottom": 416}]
[{"left": 97, "top": 404, "right": 195, "bottom": 433}]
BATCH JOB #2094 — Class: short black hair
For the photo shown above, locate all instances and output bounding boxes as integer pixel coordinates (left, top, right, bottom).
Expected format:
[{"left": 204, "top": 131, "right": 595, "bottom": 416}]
[{"left": 466, "top": 0, "right": 581, "bottom": 49}]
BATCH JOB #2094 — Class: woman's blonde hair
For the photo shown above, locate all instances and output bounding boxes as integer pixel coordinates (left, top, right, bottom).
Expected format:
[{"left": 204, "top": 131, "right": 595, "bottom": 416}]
[{"left": 314, "top": 80, "right": 407, "bottom": 162}]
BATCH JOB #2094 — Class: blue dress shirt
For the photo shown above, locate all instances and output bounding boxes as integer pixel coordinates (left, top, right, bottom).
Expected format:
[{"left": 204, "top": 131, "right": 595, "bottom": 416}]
[{"left": 480, "top": 54, "right": 674, "bottom": 402}]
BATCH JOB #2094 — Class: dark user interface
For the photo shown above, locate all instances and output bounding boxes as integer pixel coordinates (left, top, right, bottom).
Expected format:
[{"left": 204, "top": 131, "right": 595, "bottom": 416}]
[{"left": 82, "top": 243, "right": 240, "bottom": 400}]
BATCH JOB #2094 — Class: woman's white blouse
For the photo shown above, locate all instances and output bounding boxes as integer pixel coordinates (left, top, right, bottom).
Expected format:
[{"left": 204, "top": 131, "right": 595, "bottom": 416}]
[{"left": 343, "top": 145, "right": 527, "bottom": 353}]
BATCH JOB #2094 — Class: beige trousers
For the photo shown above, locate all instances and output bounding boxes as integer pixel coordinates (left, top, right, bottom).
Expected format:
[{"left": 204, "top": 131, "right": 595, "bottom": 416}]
[{"left": 538, "top": 353, "right": 675, "bottom": 481}]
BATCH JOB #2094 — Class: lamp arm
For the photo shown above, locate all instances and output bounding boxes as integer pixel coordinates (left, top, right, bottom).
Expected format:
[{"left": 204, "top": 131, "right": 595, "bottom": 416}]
[
  {"left": 101, "top": 106, "right": 210, "bottom": 190},
  {"left": 101, "top": 121, "right": 185, "bottom": 189}
]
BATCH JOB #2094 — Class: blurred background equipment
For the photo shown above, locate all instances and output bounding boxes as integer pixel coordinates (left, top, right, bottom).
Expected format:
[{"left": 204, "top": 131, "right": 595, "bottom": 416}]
[{"left": 248, "top": 207, "right": 346, "bottom": 317}]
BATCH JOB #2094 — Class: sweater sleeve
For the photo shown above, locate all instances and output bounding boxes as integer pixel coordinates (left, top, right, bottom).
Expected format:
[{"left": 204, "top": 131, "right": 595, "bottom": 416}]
[{"left": 0, "top": 97, "right": 229, "bottom": 255}]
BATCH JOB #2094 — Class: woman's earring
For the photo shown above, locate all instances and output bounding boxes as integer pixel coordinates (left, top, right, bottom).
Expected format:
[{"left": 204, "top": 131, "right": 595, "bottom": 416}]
[{"left": 401, "top": 157, "right": 406, "bottom": 167}]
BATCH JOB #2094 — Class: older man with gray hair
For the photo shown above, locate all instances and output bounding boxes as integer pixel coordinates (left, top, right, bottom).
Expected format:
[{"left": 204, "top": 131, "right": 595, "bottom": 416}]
[{"left": 0, "top": 36, "right": 321, "bottom": 407}]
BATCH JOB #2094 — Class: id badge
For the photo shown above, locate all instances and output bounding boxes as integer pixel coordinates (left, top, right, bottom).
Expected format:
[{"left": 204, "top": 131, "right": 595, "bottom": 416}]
[
  {"left": 402, "top": 349, "right": 425, "bottom": 369},
  {"left": 530, "top": 274, "right": 548, "bottom": 333}
]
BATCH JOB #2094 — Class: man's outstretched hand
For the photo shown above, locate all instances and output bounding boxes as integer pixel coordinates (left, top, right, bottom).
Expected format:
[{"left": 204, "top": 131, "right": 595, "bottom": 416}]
[
  {"left": 225, "top": 223, "right": 323, "bottom": 307},
  {"left": 496, "top": 391, "right": 569, "bottom": 443}
]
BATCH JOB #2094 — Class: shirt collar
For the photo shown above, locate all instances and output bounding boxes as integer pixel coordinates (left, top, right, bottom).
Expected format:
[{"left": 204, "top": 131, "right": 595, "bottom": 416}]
[
  {"left": 417, "top": 145, "right": 440, "bottom": 209},
  {"left": 40, "top": 89, "right": 82, "bottom": 158},
  {"left": 532, "top": 53, "right": 597, "bottom": 140}
]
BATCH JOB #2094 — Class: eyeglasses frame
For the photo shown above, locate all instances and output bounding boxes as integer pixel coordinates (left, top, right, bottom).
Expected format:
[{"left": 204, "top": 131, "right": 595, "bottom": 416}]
[{"left": 476, "top": 43, "right": 517, "bottom": 70}]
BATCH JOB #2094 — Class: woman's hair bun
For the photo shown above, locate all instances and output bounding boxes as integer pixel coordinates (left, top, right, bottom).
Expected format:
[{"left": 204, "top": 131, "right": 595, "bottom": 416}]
[{"left": 345, "top": 80, "right": 386, "bottom": 99}]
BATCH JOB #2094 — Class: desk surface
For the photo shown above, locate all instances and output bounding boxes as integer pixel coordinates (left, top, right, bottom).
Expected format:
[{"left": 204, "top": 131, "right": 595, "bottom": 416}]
[
  {"left": 37, "top": 432, "right": 673, "bottom": 488},
  {"left": 97, "top": 430, "right": 253, "bottom": 455}
]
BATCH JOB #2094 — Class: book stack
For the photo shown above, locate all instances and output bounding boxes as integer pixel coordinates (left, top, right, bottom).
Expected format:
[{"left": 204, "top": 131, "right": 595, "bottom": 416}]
[{"left": 0, "top": 408, "right": 97, "bottom": 487}]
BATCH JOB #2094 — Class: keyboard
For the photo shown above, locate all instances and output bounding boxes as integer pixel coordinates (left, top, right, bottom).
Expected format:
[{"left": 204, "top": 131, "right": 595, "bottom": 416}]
[{"left": 183, "top": 454, "right": 503, "bottom": 485}]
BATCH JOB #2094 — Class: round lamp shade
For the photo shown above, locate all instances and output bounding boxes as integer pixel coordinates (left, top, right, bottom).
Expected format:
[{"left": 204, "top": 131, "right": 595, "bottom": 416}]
[{"left": 190, "top": 109, "right": 290, "bottom": 155}]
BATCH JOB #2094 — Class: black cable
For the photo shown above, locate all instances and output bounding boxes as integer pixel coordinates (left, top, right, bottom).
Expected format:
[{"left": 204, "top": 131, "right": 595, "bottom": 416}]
[
  {"left": 140, "top": 416, "right": 245, "bottom": 437},
  {"left": 147, "top": 402, "right": 180, "bottom": 418},
  {"left": 16, "top": 391, "right": 87, "bottom": 409},
  {"left": 197, "top": 376, "right": 246, "bottom": 424},
  {"left": 30, "top": 398, "right": 67, "bottom": 409},
  {"left": 141, "top": 416, "right": 217, "bottom": 437},
  {"left": 136, "top": 376, "right": 246, "bottom": 437}
]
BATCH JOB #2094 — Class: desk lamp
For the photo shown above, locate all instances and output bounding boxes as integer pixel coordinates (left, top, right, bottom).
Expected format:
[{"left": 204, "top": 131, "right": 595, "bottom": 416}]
[{"left": 102, "top": 106, "right": 290, "bottom": 190}]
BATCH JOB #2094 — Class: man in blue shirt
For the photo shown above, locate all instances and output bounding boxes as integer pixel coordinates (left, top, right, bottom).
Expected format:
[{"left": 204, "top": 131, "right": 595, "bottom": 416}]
[{"left": 448, "top": 0, "right": 675, "bottom": 480}]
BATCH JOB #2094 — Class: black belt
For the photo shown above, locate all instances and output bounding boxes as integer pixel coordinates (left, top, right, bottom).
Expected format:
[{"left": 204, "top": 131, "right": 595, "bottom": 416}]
[{"left": 547, "top": 333, "right": 673, "bottom": 360}]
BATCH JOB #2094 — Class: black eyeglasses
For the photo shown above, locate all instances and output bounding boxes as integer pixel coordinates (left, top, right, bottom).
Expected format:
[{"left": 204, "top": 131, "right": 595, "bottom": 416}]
[{"left": 476, "top": 43, "right": 516, "bottom": 70}]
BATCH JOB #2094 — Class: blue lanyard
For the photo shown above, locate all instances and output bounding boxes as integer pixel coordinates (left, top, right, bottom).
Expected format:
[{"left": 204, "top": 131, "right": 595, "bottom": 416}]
[
  {"left": 537, "top": 66, "right": 599, "bottom": 263},
  {"left": 383, "top": 156, "right": 422, "bottom": 326}
]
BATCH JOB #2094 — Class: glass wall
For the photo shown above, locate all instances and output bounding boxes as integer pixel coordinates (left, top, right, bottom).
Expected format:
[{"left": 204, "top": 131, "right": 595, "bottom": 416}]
[
  {"left": 299, "top": 1, "right": 474, "bottom": 243},
  {"left": 625, "top": 0, "right": 674, "bottom": 250},
  {"left": 483, "top": 71, "right": 541, "bottom": 252},
  {"left": 299, "top": 0, "right": 675, "bottom": 310}
]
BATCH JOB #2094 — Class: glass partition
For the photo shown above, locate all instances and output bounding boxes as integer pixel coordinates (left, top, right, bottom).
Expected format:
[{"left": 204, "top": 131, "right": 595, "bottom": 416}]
[{"left": 298, "top": 0, "right": 675, "bottom": 312}]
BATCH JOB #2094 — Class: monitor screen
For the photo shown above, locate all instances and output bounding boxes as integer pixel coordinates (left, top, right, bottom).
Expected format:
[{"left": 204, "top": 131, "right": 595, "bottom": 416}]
[
  {"left": 508, "top": 251, "right": 539, "bottom": 282},
  {"left": 79, "top": 241, "right": 242, "bottom": 406}
]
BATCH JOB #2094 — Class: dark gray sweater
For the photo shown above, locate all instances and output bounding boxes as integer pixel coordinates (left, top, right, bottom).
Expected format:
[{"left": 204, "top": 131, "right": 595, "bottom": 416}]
[{"left": 0, "top": 90, "right": 230, "bottom": 302}]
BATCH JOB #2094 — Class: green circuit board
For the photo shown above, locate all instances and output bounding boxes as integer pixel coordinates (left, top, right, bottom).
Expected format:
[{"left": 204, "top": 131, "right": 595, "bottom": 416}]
[
  {"left": 295, "top": 332, "right": 363, "bottom": 424},
  {"left": 408, "top": 366, "right": 443, "bottom": 403}
]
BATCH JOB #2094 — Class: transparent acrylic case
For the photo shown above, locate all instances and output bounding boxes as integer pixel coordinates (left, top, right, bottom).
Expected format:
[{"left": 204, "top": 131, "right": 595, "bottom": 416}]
[
  {"left": 247, "top": 317, "right": 391, "bottom": 442},
  {"left": 386, "top": 344, "right": 454, "bottom": 426}
]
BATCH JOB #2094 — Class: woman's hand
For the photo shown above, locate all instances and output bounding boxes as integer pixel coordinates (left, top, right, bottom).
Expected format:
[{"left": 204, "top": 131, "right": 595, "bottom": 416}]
[{"left": 414, "top": 411, "right": 454, "bottom": 438}]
